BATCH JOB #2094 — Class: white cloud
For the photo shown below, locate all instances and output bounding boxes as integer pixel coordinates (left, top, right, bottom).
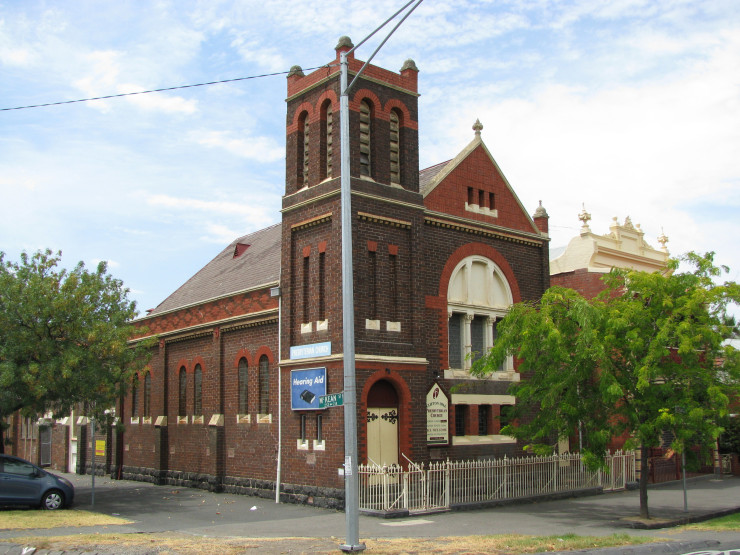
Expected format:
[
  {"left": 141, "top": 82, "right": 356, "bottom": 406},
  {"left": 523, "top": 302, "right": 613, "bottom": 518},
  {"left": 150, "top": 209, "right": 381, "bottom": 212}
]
[{"left": 191, "top": 130, "right": 283, "bottom": 162}]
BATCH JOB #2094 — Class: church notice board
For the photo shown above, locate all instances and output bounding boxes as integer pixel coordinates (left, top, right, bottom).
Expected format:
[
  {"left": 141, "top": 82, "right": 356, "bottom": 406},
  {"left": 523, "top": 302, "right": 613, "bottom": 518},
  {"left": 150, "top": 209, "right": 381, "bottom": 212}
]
[{"left": 426, "top": 382, "right": 449, "bottom": 445}]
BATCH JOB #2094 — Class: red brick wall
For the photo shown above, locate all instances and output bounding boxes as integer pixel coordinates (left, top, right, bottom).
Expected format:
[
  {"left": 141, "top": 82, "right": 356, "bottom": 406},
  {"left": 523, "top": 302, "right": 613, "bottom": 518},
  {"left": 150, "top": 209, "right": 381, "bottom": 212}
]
[
  {"left": 424, "top": 145, "right": 538, "bottom": 235},
  {"left": 551, "top": 268, "right": 607, "bottom": 299}
]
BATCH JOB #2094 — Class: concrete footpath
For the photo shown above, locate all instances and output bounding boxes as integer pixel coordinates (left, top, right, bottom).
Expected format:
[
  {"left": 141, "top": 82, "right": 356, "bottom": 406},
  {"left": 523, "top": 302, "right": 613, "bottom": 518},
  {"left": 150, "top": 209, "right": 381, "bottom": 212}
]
[{"left": 1, "top": 473, "right": 739, "bottom": 554}]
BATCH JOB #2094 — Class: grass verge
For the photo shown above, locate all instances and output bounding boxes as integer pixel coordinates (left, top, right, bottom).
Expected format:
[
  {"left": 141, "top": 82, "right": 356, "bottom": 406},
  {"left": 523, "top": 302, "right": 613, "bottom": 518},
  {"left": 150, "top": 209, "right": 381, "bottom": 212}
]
[
  {"left": 5, "top": 532, "right": 656, "bottom": 554},
  {"left": 682, "top": 512, "right": 740, "bottom": 531},
  {"left": 0, "top": 509, "right": 133, "bottom": 530}
]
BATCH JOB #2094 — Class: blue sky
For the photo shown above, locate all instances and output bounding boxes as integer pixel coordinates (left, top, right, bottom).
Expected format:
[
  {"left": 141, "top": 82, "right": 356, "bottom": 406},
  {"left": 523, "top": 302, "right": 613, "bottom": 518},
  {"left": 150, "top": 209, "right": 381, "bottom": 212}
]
[{"left": 1, "top": 0, "right": 739, "bottom": 316}]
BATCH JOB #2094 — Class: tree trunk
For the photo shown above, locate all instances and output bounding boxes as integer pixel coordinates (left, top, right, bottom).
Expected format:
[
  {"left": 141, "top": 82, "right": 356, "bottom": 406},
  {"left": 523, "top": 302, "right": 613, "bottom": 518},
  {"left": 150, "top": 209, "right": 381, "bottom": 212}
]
[{"left": 639, "top": 443, "right": 650, "bottom": 519}]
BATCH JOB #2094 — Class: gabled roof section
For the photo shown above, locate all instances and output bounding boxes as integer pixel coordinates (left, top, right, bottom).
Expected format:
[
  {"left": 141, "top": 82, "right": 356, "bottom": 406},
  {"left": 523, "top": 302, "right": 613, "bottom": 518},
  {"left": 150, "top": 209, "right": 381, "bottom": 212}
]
[
  {"left": 145, "top": 223, "right": 282, "bottom": 317},
  {"left": 422, "top": 122, "right": 542, "bottom": 236}
]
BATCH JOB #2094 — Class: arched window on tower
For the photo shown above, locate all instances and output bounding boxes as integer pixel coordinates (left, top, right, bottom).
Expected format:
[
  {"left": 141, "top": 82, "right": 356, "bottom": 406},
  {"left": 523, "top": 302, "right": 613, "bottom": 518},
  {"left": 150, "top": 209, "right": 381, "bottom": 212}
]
[
  {"left": 359, "top": 100, "right": 372, "bottom": 178},
  {"left": 297, "top": 111, "right": 309, "bottom": 189},
  {"left": 389, "top": 109, "right": 401, "bottom": 185},
  {"left": 321, "top": 100, "right": 333, "bottom": 181}
]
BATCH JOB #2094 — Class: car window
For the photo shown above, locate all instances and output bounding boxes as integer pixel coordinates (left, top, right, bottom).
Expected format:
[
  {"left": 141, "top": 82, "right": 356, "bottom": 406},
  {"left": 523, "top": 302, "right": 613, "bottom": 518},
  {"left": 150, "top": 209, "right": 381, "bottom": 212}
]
[{"left": 3, "top": 458, "right": 37, "bottom": 477}]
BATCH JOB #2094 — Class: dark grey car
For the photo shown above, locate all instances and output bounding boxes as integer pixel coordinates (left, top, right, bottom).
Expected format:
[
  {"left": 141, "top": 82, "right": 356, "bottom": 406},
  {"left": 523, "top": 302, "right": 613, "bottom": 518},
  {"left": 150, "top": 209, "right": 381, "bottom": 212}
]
[{"left": 0, "top": 454, "right": 74, "bottom": 510}]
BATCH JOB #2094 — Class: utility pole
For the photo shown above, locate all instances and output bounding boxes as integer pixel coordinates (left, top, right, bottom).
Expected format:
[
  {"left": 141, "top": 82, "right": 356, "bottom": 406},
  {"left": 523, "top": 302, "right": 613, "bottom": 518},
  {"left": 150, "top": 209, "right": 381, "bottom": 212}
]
[{"left": 338, "top": 1, "right": 423, "bottom": 551}]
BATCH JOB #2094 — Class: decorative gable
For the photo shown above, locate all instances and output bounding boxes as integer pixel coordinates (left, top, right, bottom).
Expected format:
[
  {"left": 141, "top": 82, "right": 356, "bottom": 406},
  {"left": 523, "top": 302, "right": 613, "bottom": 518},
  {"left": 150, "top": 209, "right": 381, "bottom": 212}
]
[{"left": 422, "top": 120, "right": 541, "bottom": 236}]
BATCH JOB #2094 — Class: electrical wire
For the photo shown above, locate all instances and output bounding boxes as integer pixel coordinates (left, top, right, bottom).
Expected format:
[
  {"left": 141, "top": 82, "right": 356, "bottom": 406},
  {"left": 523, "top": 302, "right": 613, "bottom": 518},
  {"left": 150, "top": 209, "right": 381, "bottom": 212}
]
[{"left": 1, "top": 64, "right": 334, "bottom": 112}]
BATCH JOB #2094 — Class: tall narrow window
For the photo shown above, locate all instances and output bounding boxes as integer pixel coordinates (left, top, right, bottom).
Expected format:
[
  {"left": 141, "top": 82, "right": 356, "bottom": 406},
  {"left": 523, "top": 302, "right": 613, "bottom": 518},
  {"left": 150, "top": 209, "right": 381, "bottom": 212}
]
[
  {"left": 144, "top": 372, "right": 151, "bottom": 417},
  {"left": 303, "top": 118, "right": 310, "bottom": 185},
  {"left": 478, "top": 405, "right": 490, "bottom": 436},
  {"left": 131, "top": 373, "right": 139, "bottom": 417},
  {"left": 297, "top": 111, "right": 309, "bottom": 189},
  {"left": 471, "top": 315, "right": 486, "bottom": 363},
  {"left": 318, "top": 251, "right": 326, "bottom": 321},
  {"left": 369, "top": 250, "right": 377, "bottom": 319},
  {"left": 499, "top": 405, "right": 513, "bottom": 431},
  {"left": 389, "top": 253, "right": 398, "bottom": 321},
  {"left": 303, "top": 255, "right": 310, "bottom": 324},
  {"left": 359, "top": 100, "right": 371, "bottom": 177},
  {"left": 178, "top": 367, "right": 187, "bottom": 417},
  {"left": 448, "top": 313, "right": 463, "bottom": 369},
  {"left": 323, "top": 101, "right": 333, "bottom": 180},
  {"left": 455, "top": 405, "right": 468, "bottom": 436},
  {"left": 238, "top": 358, "right": 248, "bottom": 414},
  {"left": 259, "top": 355, "right": 270, "bottom": 414},
  {"left": 389, "top": 109, "right": 401, "bottom": 185},
  {"left": 194, "top": 364, "right": 202, "bottom": 415}
]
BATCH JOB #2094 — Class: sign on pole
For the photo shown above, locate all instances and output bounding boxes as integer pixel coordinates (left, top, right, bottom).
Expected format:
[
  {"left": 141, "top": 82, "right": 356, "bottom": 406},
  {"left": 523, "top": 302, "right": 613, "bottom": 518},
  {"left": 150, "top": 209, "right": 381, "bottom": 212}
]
[{"left": 319, "top": 392, "right": 344, "bottom": 408}]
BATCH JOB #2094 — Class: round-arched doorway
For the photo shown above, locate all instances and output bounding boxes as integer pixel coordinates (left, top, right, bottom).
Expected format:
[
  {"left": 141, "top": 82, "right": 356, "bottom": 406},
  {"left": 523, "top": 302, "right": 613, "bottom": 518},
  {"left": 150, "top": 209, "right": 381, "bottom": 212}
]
[{"left": 366, "top": 379, "right": 399, "bottom": 466}]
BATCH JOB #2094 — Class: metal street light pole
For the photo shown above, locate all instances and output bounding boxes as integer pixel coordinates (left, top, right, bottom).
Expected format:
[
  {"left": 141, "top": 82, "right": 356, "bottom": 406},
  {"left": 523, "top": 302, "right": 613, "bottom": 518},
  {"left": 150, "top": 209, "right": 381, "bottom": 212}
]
[{"left": 338, "top": 1, "right": 423, "bottom": 551}]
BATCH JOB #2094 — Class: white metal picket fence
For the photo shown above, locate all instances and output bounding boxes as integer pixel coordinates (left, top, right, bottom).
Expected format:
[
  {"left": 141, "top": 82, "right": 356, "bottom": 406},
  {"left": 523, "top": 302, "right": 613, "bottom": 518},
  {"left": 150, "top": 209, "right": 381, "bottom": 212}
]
[{"left": 358, "top": 451, "right": 635, "bottom": 514}]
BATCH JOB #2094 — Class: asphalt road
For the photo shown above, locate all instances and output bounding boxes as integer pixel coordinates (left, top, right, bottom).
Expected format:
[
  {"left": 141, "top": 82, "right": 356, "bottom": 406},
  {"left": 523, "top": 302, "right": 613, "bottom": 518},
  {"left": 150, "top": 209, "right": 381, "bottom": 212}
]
[{"left": 2, "top": 472, "right": 740, "bottom": 554}]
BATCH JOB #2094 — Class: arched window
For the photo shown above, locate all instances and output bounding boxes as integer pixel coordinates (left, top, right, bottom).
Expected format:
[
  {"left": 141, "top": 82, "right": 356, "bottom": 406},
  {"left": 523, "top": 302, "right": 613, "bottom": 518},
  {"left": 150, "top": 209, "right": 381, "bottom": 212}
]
[
  {"left": 194, "top": 364, "right": 202, "bottom": 415},
  {"left": 178, "top": 367, "right": 187, "bottom": 417},
  {"left": 359, "top": 100, "right": 372, "bottom": 177},
  {"left": 143, "top": 372, "right": 151, "bottom": 417},
  {"left": 298, "top": 111, "right": 309, "bottom": 188},
  {"left": 321, "top": 100, "right": 333, "bottom": 180},
  {"left": 131, "top": 373, "right": 139, "bottom": 417},
  {"left": 389, "top": 109, "right": 401, "bottom": 185},
  {"left": 446, "top": 256, "right": 514, "bottom": 376},
  {"left": 238, "top": 358, "right": 248, "bottom": 414},
  {"left": 258, "top": 355, "right": 270, "bottom": 414}
]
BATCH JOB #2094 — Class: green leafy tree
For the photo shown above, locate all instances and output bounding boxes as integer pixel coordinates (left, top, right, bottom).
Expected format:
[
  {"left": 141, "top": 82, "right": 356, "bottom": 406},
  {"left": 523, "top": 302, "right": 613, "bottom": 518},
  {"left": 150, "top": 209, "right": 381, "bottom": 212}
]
[
  {"left": 0, "top": 249, "right": 154, "bottom": 451},
  {"left": 472, "top": 252, "right": 740, "bottom": 518}
]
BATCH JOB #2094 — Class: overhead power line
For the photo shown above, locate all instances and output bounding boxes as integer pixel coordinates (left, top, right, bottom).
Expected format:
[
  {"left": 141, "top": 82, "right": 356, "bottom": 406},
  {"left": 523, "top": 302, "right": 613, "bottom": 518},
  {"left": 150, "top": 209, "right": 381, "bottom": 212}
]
[{"left": 1, "top": 64, "right": 333, "bottom": 112}]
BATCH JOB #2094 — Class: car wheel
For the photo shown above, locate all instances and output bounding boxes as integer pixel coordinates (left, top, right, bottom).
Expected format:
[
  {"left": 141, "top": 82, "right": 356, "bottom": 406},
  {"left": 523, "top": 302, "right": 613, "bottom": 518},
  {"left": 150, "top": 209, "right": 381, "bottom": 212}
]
[{"left": 41, "top": 489, "right": 65, "bottom": 510}]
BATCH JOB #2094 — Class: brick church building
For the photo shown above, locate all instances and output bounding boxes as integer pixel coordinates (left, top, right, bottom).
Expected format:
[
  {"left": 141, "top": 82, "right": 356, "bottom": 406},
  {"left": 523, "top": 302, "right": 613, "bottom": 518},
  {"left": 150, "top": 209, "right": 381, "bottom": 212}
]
[{"left": 8, "top": 38, "right": 552, "bottom": 506}]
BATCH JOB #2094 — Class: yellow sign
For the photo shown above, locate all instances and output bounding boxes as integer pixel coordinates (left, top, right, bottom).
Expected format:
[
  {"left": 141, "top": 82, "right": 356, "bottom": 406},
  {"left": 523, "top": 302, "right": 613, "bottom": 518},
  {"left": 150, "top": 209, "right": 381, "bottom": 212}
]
[{"left": 95, "top": 439, "right": 106, "bottom": 457}]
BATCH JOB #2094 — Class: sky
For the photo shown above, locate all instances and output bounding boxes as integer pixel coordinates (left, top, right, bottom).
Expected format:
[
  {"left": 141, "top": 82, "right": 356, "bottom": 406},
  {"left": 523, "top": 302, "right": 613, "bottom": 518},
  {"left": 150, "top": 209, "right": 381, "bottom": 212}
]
[{"left": 1, "top": 0, "right": 739, "bottom": 317}]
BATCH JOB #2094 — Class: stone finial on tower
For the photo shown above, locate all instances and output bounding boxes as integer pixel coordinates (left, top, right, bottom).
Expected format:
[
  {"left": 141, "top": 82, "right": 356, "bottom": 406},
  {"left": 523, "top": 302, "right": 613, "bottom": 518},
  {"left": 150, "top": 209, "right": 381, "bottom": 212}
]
[
  {"left": 657, "top": 228, "right": 669, "bottom": 253},
  {"left": 578, "top": 203, "right": 592, "bottom": 234},
  {"left": 287, "top": 65, "right": 304, "bottom": 78},
  {"left": 401, "top": 59, "right": 418, "bottom": 72},
  {"left": 533, "top": 200, "right": 549, "bottom": 234},
  {"left": 473, "top": 119, "right": 483, "bottom": 137},
  {"left": 335, "top": 36, "right": 355, "bottom": 60}
]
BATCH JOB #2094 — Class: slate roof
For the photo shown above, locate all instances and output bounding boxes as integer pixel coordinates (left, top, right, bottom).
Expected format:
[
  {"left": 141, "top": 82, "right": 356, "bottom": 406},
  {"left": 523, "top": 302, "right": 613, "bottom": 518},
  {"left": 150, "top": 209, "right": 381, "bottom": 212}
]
[
  {"left": 146, "top": 223, "right": 282, "bottom": 317},
  {"left": 419, "top": 160, "right": 450, "bottom": 196}
]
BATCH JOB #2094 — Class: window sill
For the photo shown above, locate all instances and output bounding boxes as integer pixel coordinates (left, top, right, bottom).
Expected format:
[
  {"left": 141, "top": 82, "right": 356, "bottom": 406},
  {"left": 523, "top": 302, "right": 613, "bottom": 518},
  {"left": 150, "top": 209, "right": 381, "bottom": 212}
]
[
  {"left": 464, "top": 202, "right": 498, "bottom": 218},
  {"left": 451, "top": 434, "right": 516, "bottom": 446},
  {"left": 444, "top": 368, "right": 519, "bottom": 381},
  {"left": 236, "top": 414, "right": 251, "bottom": 424},
  {"left": 297, "top": 439, "right": 309, "bottom": 450},
  {"left": 257, "top": 413, "right": 272, "bottom": 424}
]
